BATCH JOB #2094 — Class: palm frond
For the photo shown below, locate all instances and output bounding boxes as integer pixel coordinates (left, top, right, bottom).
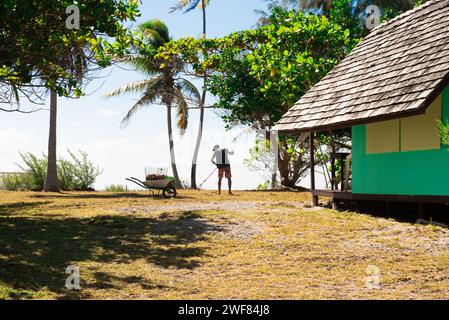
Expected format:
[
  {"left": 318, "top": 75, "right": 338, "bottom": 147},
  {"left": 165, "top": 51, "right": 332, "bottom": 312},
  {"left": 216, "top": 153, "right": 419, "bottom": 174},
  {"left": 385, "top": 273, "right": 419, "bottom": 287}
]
[
  {"left": 105, "top": 78, "right": 162, "bottom": 98},
  {"left": 119, "top": 56, "right": 159, "bottom": 75},
  {"left": 121, "top": 90, "right": 160, "bottom": 127},
  {"left": 169, "top": 3, "right": 183, "bottom": 13},
  {"left": 120, "top": 77, "right": 164, "bottom": 126},
  {"left": 174, "top": 90, "right": 189, "bottom": 132},
  {"left": 176, "top": 78, "right": 201, "bottom": 105},
  {"left": 139, "top": 20, "right": 171, "bottom": 48},
  {"left": 170, "top": 0, "right": 210, "bottom": 13}
]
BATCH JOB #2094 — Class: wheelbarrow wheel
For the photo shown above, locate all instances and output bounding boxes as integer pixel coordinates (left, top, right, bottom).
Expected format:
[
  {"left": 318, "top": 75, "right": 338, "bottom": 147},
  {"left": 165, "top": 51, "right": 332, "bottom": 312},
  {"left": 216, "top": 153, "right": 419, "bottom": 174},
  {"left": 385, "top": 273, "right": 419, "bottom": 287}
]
[{"left": 163, "top": 187, "right": 177, "bottom": 199}]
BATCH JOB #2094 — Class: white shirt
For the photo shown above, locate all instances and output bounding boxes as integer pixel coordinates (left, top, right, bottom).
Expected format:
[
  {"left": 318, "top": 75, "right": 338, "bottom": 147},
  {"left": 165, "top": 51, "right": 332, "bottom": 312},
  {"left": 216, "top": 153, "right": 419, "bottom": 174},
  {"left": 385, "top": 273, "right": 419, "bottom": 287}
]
[{"left": 211, "top": 148, "right": 234, "bottom": 166}]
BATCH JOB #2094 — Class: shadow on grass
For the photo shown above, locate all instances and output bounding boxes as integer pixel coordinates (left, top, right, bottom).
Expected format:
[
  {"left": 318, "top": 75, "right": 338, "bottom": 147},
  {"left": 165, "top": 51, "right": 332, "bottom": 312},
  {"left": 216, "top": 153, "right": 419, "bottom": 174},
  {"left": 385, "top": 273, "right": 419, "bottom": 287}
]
[
  {"left": 30, "top": 192, "right": 193, "bottom": 200},
  {"left": 0, "top": 203, "right": 221, "bottom": 298},
  {"left": 0, "top": 201, "right": 52, "bottom": 216}
]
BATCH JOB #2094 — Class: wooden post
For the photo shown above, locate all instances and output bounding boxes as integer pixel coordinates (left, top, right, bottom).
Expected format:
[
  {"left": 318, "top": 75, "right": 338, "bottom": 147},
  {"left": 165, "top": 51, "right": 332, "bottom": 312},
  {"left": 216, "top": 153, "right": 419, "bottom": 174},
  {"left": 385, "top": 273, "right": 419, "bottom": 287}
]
[
  {"left": 330, "top": 156, "right": 336, "bottom": 191},
  {"left": 385, "top": 201, "right": 390, "bottom": 217},
  {"left": 340, "top": 154, "right": 345, "bottom": 191},
  {"left": 310, "top": 132, "right": 319, "bottom": 206},
  {"left": 332, "top": 199, "right": 338, "bottom": 210},
  {"left": 418, "top": 203, "right": 424, "bottom": 219}
]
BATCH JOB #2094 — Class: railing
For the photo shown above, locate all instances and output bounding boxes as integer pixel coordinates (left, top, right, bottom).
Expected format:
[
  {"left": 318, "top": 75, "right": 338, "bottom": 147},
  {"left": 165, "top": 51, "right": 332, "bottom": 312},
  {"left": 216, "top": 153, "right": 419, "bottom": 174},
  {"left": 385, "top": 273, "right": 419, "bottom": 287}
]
[
  {"left": 329, "top": 153, "right": 352, "bottom": 192},
  {"left": 0, "top": 172, "right": 26, "bottom": 175}
]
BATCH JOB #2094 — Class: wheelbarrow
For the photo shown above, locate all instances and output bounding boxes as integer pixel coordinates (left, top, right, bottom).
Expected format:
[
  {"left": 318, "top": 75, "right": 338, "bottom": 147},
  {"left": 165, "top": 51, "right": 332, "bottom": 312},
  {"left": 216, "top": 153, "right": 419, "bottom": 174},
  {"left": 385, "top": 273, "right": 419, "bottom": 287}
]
[{"left": 126, "top": 177, "right": 177, "bottom": 199}]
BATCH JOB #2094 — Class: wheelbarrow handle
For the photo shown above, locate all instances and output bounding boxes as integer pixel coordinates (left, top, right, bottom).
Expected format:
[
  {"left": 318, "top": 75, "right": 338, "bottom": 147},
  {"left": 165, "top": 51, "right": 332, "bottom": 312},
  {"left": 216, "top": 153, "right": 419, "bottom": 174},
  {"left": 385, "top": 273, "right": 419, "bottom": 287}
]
[{"left": 126, "top": 177, "right": 148, "bottom": 189}]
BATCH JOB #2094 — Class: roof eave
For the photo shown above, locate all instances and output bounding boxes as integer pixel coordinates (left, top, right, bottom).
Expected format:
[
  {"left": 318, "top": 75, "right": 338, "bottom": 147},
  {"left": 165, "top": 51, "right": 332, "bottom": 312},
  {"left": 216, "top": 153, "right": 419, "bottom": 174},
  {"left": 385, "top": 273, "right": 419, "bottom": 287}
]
[{"left": 275, "top": 71, "right": 449, "bottom": 134}]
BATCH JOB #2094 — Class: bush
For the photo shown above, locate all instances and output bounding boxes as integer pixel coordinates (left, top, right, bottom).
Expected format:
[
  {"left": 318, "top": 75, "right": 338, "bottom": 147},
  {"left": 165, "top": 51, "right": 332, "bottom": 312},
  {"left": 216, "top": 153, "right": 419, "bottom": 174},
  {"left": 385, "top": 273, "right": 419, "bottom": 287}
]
[
  {"left": 65, "top": 150, "right": 102, "bottom": 191},
  {"left": 8, "top": 150, "right": 102, "bottom": 191},
  {"left": 105, "top": 184, "right": 128, "bottom": 192},
  {"left": 257, "top": 181, "right": 269, "bottom": 191},
  {"left": 438, "top": 120, "right": 449, "bottom": 149},
  {"left": 17, "top": 152, "right": 47, "bottom": 191},
  {"left": 0, "top": 174, "right": 26, "bottom": 191},
  {"left": 57, "top": 158, "right": 76, "bottom": 191}
]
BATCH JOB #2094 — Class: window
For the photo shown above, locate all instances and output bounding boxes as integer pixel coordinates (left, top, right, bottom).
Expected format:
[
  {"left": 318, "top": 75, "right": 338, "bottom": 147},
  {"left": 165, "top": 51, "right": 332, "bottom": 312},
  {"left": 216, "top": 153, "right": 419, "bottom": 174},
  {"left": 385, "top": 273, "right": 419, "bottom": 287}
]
[
  {"left": 366, "top": 94, "right": 442, "bottom": 154},
  {"left": 366, "top": 119, "right": 400, "bottom": 154},
  {"left": 401, "top": 95, "right": 441, "bottom": 152}
]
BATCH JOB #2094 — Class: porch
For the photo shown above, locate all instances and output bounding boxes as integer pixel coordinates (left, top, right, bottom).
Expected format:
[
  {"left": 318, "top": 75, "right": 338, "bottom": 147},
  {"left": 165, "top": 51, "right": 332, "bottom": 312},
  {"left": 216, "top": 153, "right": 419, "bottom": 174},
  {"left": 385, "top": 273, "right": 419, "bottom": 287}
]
[{"left": 308, "top": 133, "right": 449, "bottom": 215}]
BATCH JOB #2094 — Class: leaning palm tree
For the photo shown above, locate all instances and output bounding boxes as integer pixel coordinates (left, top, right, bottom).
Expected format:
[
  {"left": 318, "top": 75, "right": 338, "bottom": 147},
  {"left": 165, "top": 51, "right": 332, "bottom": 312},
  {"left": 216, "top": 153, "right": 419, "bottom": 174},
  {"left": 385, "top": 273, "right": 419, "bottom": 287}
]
[
  {"left": 170, "top": 0, "right": 210, "bottom": 189},
  {"left": 107, "top": 20, "right": 201, "bottom": 189}
]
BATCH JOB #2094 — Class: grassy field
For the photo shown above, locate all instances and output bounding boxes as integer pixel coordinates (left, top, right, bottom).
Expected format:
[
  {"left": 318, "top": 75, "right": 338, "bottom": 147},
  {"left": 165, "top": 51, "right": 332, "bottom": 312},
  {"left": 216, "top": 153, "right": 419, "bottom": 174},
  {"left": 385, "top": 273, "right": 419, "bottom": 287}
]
[{"left": 0, "top": 189, "right": 448, "bottom": 300}]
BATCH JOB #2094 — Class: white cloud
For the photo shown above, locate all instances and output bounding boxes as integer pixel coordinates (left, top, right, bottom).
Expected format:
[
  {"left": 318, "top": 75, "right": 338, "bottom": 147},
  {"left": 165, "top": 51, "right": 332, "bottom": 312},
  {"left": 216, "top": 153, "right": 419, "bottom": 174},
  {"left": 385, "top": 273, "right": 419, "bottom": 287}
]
[
  {"left": 0, "top": 128, "right": 34, "bottom": 172},
  {"left": 98, "top": 109, "right": 121, "bottom": 117},
  {"left": 0, "top": 128, "right": 30, "bottom": 150}
]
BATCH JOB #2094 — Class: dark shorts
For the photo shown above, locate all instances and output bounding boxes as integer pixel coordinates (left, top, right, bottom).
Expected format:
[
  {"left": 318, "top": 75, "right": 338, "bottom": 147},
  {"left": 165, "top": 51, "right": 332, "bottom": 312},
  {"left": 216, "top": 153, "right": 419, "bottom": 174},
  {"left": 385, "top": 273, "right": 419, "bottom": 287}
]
[{"left": 218, "top": 166, "right": 232, "bottom": 178}]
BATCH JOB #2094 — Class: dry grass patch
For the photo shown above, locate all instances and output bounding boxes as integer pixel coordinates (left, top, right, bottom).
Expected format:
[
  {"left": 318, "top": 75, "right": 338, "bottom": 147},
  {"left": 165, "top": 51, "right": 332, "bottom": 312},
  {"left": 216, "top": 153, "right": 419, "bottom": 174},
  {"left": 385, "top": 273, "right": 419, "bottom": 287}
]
[{"left": 0, "top": 190, "right": 448, "bottom": 299}]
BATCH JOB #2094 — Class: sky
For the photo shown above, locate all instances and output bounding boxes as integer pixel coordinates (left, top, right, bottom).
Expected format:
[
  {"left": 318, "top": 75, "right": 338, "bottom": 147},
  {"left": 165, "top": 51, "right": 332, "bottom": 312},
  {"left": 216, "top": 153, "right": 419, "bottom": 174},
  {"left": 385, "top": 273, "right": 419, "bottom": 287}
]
[{"left": 1, "top": 0, "right": 293, "bottom": 191}]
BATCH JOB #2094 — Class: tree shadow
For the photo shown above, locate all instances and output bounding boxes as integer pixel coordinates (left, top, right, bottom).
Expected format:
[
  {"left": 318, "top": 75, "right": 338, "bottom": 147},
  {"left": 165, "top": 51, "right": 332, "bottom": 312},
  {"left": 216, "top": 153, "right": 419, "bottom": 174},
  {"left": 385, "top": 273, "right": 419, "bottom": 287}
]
[
  {"left": 30, "top": 193, "right": 193, "bottom": 200},
  {"left": 0, "top": 204, "right": 222, "bottom": 298},
  {"left": 0, "top": 201, "right": 52, "bottom": 216}
]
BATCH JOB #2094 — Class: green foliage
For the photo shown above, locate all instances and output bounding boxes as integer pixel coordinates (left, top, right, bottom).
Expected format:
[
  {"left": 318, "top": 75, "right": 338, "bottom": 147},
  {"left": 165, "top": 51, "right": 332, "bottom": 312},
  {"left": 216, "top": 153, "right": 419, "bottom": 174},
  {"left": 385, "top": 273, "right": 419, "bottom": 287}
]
[
  {"left": 204, "top": 8, "right": 360, "bottom": 128},
  {"left": 438, "top": 120, "right": 449, "bottom": 149},
  {"left": 107, "top": 20, "right": 200, "bottom": 133},
  {"left": 17, "top": 153, "right": 48, "bottom": 191},
  {"left": 8, "top": 151, "right": 101, "bottom": 191},
  {"left": 65, "top": 150, "right": 103, "bottom": 191},
  {"left": 257, "top": 181, "right": 269, "bottom": 191},
  {"left": 0, "top": 174, "right": 26, "bottom": 191},
  {"left": 0, "top": 0, "right": 141, "bottom": 101},
  {"left": 105, "top": 184, "right": 128, "bottom": 192},
  {"left": 245, "top": 134, "right": 309, "bottom": 188},
  {"left": 258, "top": 1, "right": 428, "bottom": 36},
  {"left": 57, "top": 159, "right": 77, "bottom": 191}
]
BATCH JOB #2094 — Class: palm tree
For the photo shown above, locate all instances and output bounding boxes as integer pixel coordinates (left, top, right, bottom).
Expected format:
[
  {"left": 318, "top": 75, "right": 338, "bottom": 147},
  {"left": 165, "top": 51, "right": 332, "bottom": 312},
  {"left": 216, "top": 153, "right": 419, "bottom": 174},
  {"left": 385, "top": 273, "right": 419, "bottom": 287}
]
[
  {"left": 43, "top": 89, "right": 59, "bottom": 191},
  {"left": 107, "top": 20, "right": 201, "bottom": 189},
  {"left": 170, "top": 0, "right": 209, "bottom": 189},
  {"left": 43, "top": 44, "right": 86, "bottom": 192}
]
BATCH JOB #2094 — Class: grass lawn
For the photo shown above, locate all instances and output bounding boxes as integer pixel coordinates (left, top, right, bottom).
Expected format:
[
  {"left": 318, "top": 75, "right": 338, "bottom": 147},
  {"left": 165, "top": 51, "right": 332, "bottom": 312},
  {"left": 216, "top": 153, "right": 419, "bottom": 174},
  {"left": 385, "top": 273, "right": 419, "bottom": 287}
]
[{"left": 0, "top": 189, "right": 448, "bottom": 300}]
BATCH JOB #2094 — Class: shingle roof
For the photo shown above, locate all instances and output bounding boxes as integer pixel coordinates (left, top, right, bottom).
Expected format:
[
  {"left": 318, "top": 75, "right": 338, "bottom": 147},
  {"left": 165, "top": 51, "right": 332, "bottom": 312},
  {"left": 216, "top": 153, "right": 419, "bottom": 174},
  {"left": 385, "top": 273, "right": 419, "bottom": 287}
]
[{"left": 274, "top": 0, "right": 449, "bottom": 133}]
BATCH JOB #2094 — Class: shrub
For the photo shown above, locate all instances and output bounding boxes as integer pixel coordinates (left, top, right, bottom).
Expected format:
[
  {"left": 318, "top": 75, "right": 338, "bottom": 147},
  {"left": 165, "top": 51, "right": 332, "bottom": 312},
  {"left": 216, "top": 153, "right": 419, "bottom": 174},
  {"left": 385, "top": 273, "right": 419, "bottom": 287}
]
[
  {"left": 105, "top": 184, "right": 128, "bottom": 192},
  {"left": 65, "top": 150, "right": 102, "bottom": 191},
  {"left": 9, "top": 150, "right": 102, "bottom": 191},
  {"left": 17, "top": 152, "right": 47, "bottom": 191},
  {"left": 57, "top": 158, "right": 76, "bottom": 191},
  {"left": 257, "top": 181, "right": 269, "bottom": 191},
  {"left": 0, "top": 174, "right": 26, "bottom": 191},
  {"left": 438, "top": 120, "right": 449, "bottom": 149}
]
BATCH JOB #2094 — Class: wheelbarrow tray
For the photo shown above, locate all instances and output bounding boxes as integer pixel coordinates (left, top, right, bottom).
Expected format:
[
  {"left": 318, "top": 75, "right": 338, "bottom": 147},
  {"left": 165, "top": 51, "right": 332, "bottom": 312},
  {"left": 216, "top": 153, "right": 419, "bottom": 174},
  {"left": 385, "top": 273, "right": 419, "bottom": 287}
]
[{"left": 144, "top": 179, "right": 173, "bottom": 189}]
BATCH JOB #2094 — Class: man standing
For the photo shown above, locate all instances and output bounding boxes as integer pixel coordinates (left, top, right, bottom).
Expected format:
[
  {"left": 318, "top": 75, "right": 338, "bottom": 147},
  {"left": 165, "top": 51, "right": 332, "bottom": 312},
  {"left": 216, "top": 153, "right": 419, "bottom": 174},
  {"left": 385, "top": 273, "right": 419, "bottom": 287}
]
[{"left": 211, "top": 145, "right": 234, "bottom": 195}]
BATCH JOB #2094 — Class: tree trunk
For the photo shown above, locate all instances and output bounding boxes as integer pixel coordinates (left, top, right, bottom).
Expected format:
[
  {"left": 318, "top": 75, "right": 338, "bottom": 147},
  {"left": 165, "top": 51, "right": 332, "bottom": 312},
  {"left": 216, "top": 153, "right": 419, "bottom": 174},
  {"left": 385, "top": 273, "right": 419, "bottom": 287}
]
[
  {"left": 167, "top": 104, "right": 182, "bottom": 189},
  {"left": 190, "top": 0, "right": 207, "bottom": 189},
  {"left": 43, "top": 90, "right": 59, "bottom": 192},
  {"left": 266, "top": 129, "right": 278, "bottom": 189}
]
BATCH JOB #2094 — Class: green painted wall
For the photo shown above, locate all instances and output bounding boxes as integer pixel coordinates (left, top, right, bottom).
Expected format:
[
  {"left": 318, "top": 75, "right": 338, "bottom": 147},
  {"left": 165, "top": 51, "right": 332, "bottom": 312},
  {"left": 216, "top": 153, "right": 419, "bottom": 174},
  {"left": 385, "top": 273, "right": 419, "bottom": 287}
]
[{"left": 352, "top": 86, "right": 449, "bottom": 196}]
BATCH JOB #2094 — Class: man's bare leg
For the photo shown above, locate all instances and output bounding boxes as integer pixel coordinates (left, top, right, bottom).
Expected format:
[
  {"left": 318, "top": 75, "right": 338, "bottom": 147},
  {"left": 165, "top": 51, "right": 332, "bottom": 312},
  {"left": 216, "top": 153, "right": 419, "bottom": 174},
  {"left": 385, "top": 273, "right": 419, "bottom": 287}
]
[
  {"left": 228, "top": 178, "right": 233, "bottom": 195},
  {"left": 218, "top": 177, "right": 222, "bottom": 195}
]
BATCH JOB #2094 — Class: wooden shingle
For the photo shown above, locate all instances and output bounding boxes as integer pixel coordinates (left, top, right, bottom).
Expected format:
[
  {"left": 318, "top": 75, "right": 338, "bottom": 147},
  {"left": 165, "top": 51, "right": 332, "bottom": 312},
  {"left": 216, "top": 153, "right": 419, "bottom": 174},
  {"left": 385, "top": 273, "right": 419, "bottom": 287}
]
[{"left": 274, "top": 0, "right": 449, "bottom": 133}]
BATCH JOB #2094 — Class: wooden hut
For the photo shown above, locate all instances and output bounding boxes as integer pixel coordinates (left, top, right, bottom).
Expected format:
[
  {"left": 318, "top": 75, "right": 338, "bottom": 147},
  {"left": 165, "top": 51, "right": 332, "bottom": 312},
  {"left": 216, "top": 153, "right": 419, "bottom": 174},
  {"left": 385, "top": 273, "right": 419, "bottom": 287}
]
[{"left": 274, "top": 0, "right": 449, "bottom": 212}]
